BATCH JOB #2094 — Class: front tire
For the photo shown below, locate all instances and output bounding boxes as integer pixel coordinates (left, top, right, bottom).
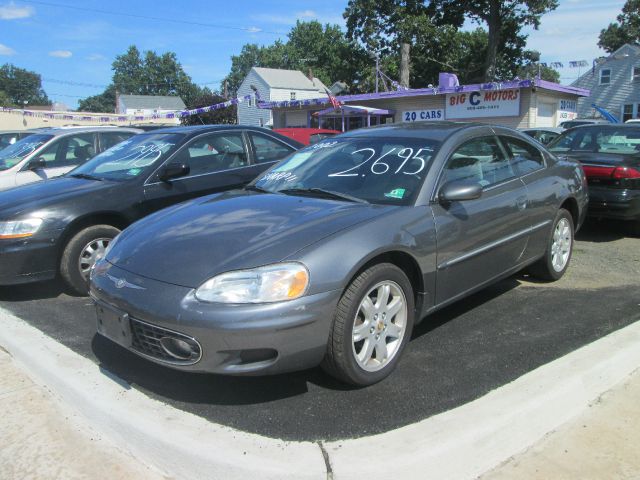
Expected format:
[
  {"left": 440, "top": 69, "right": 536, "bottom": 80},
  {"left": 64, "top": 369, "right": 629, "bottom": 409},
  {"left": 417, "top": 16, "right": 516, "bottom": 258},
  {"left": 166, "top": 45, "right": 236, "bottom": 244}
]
[
  {"left": 529, "top": 209, "right": 574, "bottom": 281},
  {"left": 60, "top": 225, "right": 121, "bottom": 295},
  {"left": 322, "top": 263, "right": 415, "bottom": 386}
]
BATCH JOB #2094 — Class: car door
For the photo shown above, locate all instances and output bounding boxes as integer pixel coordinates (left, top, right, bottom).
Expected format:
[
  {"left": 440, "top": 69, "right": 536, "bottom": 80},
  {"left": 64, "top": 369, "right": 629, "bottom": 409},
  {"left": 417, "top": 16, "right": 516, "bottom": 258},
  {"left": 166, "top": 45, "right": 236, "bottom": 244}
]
[
  {"left": 499, "top": 134, "right": 557, "bottom": 261},
  {"left": 16, "top": 132, "right": 97, "bottom": 186},
  {"left": 142, "top": 130, "right": 257, "bottom": 214},
  {"left": 431, "top": 135, "right": 530, "bottom": 305},
  {"left": 247, "top": 130, "right": 298, "bottom": 175}
]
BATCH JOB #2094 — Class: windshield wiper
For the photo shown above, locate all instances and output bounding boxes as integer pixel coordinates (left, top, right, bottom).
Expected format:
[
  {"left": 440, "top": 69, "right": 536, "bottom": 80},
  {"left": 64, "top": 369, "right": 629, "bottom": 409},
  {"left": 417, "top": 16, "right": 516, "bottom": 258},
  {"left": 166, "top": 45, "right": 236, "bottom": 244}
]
[
  {"left": 278, "top": 188, "right": 368, "bottom": 204},
  {"left": 68, "top": 173, "right": 103, "bottom": 181},
  {"left": 244, "top": 184, "right": 273, "bottom": 193}
]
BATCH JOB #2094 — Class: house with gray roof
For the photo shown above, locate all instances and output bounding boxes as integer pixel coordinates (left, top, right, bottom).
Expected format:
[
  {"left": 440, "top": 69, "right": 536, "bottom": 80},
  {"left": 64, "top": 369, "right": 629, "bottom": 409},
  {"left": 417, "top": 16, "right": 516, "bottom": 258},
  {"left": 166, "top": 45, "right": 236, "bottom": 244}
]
[
  {"left": 571, "top": 43, "right": 640, "bottom": 121},
  {"left": 117, "top": 94, "right": 186, "bottom": 121},
  {"left": 237, "top": 67, "right": 329, "bottom": 127}
]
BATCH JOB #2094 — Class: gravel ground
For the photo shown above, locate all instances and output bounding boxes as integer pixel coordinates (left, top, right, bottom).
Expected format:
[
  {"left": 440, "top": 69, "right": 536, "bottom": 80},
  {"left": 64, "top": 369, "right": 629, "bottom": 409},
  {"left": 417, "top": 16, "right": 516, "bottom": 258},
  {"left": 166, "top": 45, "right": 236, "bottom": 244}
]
[{"left": 520, "top": 218, "right": 640, "bottom": 290}]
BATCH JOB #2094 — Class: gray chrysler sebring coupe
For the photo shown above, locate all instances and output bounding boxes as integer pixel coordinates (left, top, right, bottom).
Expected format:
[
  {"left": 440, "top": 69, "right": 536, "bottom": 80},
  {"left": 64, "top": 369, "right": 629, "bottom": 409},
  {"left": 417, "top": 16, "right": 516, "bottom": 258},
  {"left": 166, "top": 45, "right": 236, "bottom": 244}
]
[{"left": 90, "top": 122, "right": 588, "bottom": 386}]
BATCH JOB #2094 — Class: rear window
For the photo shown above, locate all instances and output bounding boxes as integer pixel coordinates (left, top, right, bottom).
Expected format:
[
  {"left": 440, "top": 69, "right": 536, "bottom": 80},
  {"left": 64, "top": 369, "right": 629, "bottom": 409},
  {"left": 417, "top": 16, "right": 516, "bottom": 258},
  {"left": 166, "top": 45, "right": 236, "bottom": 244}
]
[{"left": 548, "top": 127, "right": 640, "bottom": 155}]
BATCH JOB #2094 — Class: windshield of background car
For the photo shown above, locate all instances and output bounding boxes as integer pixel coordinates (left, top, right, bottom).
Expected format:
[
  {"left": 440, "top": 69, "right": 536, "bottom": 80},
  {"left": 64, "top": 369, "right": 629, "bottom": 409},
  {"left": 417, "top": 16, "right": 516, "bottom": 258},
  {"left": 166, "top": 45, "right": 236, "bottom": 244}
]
[
  {"left": 0, "top": 134, "right": 53, "bottom": 171},
  {"left": 70, "top": 133, "right": 185, "bottom": 180},
  {"left": 253, "top": 137, "right": 441, "bottom": 205},
  {"left": 548, "top": 126, "right": 640, "bottom": 155}
]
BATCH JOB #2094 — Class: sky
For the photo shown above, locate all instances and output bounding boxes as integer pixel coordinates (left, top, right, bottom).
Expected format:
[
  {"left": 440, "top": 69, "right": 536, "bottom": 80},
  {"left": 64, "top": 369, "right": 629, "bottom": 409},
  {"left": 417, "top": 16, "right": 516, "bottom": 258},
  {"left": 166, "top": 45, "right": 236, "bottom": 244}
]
[{"left": 0, "top": 0, "right": 628, "bottom": 109}]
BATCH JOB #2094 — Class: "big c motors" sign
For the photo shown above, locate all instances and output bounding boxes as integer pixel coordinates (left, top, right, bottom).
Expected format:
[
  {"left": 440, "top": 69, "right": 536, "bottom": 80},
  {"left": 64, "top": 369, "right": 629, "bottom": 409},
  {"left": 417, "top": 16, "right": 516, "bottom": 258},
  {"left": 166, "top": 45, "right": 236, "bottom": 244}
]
[{"left": 445, "top": 89, "right": 521, "bottom": 119}]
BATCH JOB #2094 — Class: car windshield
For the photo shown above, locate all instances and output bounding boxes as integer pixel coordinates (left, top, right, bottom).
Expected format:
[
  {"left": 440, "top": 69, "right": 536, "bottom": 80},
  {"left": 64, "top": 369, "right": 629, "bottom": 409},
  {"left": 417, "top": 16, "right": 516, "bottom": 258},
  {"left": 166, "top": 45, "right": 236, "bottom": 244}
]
[
  {"left": 252, "top": 137, "right": 440, "bottom": 206},
  {"left": 0, "top": 134, "right": 53, "bottom": 171},
  {"left": 548, "top": 126, "right": 640, "bottom": 155},
  {"left": 69, "top": 132, "right": 184, "bottom": 181}
]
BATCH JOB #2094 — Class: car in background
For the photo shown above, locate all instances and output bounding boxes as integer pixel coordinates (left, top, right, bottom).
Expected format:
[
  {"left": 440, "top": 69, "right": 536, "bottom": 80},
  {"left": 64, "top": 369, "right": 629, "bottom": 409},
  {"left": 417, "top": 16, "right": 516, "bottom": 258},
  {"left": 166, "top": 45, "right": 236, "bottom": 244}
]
[
  {"left": 90, "top": 122, "right": 587, "bottom": 386},
  {"left": 0, "top": 125, "right": 301, "bottom": 294},
  {"left": 559, "top": 119, "right": 610, "bottom": 129},
  {"left": 547, "top": 124, "right": 640, "bottom": 234},
  {"left": 130, "top": 124, "right": 181, "bottom": 131},
  {"left": 0, "top": 130, "right": 35, "bottom": 151},
  {"left": 274, "top": 128, "right": 341, "bottom": 145},
  {"left": 520, "top": 127, "right": 565, "bottom": 145},
  {"left": 625, "top": 119, "right": 640, "bottom": 124},
  {"left": 0, "top": 126, "right": 141, "bottom": 191}
]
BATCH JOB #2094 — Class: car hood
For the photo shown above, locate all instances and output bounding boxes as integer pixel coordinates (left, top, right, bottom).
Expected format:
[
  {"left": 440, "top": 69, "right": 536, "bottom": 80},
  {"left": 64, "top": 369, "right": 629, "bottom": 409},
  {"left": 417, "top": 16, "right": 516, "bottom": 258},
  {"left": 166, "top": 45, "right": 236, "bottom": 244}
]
[
  {"left": 0, "top": 176, "right": 112, "bottom": 219},
  {"left": 107, "top": 190, "right": 394, "bottom": 288}
]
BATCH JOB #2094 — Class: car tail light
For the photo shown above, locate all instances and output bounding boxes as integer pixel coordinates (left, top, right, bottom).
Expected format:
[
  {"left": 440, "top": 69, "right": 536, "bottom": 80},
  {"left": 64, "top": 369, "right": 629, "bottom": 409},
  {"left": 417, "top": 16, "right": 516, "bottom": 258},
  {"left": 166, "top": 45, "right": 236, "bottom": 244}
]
[
  {"left": 611, "top": 167, "right": 640, "bottom": 179},
  {"left": 582, "top": 165, "right": 640, "bottom": 179}
]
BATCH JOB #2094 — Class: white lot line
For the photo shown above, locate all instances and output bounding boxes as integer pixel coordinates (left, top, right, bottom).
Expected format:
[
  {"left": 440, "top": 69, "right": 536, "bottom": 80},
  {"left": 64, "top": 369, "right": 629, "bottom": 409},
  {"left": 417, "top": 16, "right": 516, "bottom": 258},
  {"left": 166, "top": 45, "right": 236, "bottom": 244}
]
[{"left": 1, "top": 305, "right": 640, "bottom": 480}]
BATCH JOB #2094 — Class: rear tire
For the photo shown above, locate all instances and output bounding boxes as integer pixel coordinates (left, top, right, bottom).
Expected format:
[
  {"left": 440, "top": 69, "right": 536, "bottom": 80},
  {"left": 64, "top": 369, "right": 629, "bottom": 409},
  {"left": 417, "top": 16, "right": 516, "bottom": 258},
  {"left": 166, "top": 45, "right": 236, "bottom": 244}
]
[
  {"left": 60, "top": 225, "right": 120, "bottom": 295},
  {"left": 529, "top": 209, "right": 574, "bottom": 281},
  {"left": 321, "top": 263, "right": 415, "bottom": 386}
]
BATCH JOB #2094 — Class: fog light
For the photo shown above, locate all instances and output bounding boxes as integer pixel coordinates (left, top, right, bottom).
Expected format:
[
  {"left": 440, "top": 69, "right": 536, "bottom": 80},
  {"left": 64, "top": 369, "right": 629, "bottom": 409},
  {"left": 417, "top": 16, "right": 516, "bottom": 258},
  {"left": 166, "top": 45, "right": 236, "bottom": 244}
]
[{"left": 159, "top": 337, "right": 198, "bottom": 360}]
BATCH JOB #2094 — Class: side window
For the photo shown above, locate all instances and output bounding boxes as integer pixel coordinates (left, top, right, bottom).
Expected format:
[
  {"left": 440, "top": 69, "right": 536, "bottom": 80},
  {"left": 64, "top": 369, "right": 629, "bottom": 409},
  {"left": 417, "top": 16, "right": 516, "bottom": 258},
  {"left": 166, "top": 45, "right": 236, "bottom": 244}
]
[
  {"left": 442, "top": 136, "right": 515, "bottom": 188},
  {"left": 501, "top": 136, "right": 545, "bottom": 175},
  {"left": 36, "top": 133, "right": 95, "bottom": 167},
  {"left": 172, "top": 132, "right": 248, "bottom": 177},
  {"left": 100, "top": 132, "right": 134, "bottom": 151},
  {"left": 249, "top": 132, "right": 295, "bottom": 163}
]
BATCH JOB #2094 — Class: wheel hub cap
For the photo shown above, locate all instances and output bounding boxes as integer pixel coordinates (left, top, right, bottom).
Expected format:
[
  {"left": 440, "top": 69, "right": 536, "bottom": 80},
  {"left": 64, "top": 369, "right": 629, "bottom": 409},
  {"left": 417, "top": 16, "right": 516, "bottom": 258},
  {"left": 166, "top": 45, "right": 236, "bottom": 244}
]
[{"left": 351, "top": 281, "right": 408, "bottom": 372}]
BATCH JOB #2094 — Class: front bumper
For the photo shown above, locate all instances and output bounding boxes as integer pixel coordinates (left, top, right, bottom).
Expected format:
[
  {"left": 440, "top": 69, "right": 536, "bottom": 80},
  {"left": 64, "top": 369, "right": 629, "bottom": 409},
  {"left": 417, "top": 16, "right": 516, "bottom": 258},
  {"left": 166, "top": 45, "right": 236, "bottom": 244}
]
[
  {"left": 90, "top": 262, "right": 342, "bottom": 375},
  {"left": 587, "top": 187, "right": 640, "bottom": 221},
  {"left": 0, "top": 232, "right": 61, "bottom": 285}
]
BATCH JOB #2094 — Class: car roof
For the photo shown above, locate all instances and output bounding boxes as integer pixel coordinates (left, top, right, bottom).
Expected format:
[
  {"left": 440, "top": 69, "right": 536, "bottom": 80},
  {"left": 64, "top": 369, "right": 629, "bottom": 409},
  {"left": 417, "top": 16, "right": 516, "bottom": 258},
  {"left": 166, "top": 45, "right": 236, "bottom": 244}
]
[
  {"left": 145, "top": 125, "right": 272, "bottom": 135},
  {"left": 521, "top": 127, "right": 565, "bottom": 133},
  {"left": 28, "top": 126, "right": 143, "bottom": 136},
  {"left": 337, "top": 121, "right": 486, "bottom": 141}
]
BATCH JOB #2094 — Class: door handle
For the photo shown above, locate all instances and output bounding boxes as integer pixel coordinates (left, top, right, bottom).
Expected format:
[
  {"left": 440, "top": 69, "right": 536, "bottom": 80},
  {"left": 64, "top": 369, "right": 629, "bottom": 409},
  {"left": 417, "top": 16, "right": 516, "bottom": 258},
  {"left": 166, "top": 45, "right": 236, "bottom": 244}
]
[{"left": 516, "top": 196, "right": 527, "bottom": 211}]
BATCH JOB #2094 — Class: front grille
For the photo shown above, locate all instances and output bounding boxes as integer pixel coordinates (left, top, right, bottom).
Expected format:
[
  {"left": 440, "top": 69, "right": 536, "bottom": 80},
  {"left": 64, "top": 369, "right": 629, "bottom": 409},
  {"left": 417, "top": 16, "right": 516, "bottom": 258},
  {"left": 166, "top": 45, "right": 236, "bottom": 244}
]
[{"left": 130, "top": 317, "right": 201, "bottom": 365}]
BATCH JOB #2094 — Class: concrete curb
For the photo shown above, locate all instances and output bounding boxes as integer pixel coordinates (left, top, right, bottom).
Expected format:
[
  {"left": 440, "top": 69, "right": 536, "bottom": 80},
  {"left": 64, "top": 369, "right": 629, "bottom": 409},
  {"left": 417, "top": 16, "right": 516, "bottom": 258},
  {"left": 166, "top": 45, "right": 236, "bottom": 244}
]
[
  {"left": 0, "top": 307, "right": 327, "bottom": 480},
  {"left": 1, "top": 305, "right": 639, "bottom": 479}
]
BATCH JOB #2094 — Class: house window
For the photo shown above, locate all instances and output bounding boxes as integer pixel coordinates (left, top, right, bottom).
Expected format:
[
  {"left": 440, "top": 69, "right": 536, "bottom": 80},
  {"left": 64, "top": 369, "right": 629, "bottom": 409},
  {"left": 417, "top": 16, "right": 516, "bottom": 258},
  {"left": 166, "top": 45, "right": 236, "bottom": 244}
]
[
  {"left": 290, "top": 92, "right": 297, "bottom": 101},
  {"left": 248, "top": 97, "right": 252, "bottom": 107},
  {"left": 622, "top": 103, "right": 638, "bottom": 122},
  {"left": 599, "top": 69, "right": 611, "bottom": 85},
  {"left": 633, "top": 66, "right": 640, "bottom": 82}
]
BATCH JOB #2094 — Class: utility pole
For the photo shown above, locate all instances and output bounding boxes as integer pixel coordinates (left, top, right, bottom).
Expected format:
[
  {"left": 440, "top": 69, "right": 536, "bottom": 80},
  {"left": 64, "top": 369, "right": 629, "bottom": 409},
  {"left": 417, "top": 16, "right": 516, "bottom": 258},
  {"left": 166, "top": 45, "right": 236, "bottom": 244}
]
[{"left": 375, "top": 53, "right": 379, "bottom": 94}]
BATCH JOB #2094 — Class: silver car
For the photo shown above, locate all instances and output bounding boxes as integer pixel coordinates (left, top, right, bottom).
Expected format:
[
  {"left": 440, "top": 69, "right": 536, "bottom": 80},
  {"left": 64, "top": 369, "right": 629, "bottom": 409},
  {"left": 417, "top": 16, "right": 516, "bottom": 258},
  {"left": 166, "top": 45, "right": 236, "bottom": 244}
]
[{"left": 0, "top": 126, "right": 141, "bottom": 190}]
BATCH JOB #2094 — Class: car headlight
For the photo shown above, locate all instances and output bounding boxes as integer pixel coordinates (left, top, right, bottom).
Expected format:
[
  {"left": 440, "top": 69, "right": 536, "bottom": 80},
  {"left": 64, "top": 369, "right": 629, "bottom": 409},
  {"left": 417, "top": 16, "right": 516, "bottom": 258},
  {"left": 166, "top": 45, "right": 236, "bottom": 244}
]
[
  {"left": 0, "top": 218, "right": 43, "bottom": 239},
  {"left": 195, "top": 262, "right": 309, "bottom": 304}
]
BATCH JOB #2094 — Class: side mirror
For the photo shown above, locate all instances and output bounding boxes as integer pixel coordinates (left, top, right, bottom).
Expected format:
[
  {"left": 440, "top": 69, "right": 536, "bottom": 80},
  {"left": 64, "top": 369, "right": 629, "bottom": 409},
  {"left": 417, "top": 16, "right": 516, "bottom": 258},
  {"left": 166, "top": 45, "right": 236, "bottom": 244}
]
[
  {"left": 439, "top": 180, "right": 483, "bottom": 203},
  {"left": 158, "top": 163, "right": 190, "bottom": 182},
  {"left": 28, "top": 157, "right": 47, "bottom": 171}
]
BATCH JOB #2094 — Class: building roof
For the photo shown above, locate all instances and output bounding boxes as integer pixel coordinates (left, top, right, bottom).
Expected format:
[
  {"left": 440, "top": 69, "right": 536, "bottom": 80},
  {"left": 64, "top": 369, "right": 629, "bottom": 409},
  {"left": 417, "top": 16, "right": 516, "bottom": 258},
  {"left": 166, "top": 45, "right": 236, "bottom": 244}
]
[
  {"left": 259, "top": 78, "right": 590, "bottom": 110},
  {"left": 252, "top": 67, "right": 328, "bottom": 92},
  {"left": 119, "top": 94, "right": 186, "bottom": 111}
]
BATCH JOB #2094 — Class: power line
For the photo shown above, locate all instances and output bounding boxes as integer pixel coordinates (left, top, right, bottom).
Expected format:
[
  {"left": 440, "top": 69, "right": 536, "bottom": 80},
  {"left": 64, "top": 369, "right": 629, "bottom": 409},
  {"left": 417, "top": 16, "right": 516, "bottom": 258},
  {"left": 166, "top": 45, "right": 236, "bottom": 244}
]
[
  {"left": 41, "top": 77, "right": 225, "bottom": 90},
  {"left": 22, "top": 0, "right": 287, "bottom": 35}
]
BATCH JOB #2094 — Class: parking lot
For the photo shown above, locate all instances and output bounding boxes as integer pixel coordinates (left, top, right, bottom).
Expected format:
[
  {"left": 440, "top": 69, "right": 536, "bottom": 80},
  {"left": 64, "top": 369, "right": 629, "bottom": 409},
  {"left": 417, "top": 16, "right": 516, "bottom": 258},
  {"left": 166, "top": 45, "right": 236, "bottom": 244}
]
[{"left": 1, "top": 219, "right": 638, "bottom": 442}]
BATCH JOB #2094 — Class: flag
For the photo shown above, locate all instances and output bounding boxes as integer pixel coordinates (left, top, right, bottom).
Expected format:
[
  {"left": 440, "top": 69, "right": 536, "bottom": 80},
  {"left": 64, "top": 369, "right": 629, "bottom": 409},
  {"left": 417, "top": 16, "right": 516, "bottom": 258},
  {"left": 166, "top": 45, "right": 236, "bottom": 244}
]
[{"left": 325, "top": 88, "right": 341, "bottom": 110}]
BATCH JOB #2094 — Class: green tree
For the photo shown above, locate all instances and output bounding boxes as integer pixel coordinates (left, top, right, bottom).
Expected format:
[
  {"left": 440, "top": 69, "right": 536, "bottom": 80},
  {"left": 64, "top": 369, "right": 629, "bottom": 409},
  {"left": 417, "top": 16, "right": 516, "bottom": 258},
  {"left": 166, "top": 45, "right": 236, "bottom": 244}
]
[
  {"left": 78, "top": 46, "right": 203, "bottom": 112},
  {"left": 224, "top": 21, "right": 370, "bottom": 95},
  {"left": 0, "top": 64, "right": 50, "bottom": 106},
  {"left": 78, "top": 85, "right": 116, "bottom": 112},
  {"left": 180, "top": 89, "right": 236, "bottom": 125},
  {"left": 428, "top": 0, "right": 559, "bottom": 81},
  {"left": 598, "top": 0, "right": 640, "bottom": 53}
]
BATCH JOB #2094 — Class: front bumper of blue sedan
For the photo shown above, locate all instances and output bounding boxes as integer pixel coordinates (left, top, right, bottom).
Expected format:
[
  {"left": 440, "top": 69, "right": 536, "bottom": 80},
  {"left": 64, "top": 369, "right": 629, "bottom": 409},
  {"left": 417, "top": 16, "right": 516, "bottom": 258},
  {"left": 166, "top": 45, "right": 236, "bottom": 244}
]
[
  {"left": 0, "top": 231, "right": 62, "bottom": 285},
  {"left": 90, "top": 262, "right": 342, "bottom": 375}
]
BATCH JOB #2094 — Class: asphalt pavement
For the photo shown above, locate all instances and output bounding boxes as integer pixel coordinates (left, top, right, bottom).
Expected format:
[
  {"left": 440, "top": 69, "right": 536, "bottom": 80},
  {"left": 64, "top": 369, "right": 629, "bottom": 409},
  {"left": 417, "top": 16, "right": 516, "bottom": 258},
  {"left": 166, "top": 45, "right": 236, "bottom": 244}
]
[{"left": 0, "top": 219, "right": 638, "bottom": 442}]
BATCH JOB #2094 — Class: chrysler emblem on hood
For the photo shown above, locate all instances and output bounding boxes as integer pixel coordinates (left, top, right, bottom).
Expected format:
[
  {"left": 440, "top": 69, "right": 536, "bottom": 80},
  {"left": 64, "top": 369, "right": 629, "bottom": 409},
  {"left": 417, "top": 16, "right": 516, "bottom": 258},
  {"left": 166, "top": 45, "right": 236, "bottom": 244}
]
[{"left": 106, "top": 274, "right": 146, "bottom": 290}]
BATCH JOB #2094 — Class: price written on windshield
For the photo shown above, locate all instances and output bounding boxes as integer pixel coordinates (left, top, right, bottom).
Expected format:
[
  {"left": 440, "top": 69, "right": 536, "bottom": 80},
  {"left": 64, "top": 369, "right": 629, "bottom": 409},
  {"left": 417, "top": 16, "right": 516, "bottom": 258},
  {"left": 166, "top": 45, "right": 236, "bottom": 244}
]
[{"left": 328, "top": 147, "right": 431, "bottom": 177}]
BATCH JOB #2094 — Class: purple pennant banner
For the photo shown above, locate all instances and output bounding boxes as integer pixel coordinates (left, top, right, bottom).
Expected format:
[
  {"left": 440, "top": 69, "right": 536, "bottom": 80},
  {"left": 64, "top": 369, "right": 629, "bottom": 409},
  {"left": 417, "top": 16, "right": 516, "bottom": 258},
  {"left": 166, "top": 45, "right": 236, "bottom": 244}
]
[{"left": 0, "top": 93, "right": 255, "bottom": 123}]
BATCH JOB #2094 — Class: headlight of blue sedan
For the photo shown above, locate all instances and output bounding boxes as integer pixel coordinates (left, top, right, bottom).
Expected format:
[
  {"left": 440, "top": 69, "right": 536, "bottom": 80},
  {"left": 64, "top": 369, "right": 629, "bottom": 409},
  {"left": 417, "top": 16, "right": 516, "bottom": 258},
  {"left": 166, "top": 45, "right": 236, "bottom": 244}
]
[
  {"left": 0, "top": 218, "right": 43, "bottom": 239},
  {"left": 195, "top": 262, "right": 309, "bottom": 304}
]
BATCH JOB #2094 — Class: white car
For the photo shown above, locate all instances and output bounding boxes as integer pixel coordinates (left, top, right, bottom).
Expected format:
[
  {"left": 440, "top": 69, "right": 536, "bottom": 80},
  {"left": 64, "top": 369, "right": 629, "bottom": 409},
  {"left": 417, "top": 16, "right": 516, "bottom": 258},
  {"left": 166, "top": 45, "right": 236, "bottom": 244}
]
[{"left": 0, "top": 127, "right": 141, "bottom": 191}]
